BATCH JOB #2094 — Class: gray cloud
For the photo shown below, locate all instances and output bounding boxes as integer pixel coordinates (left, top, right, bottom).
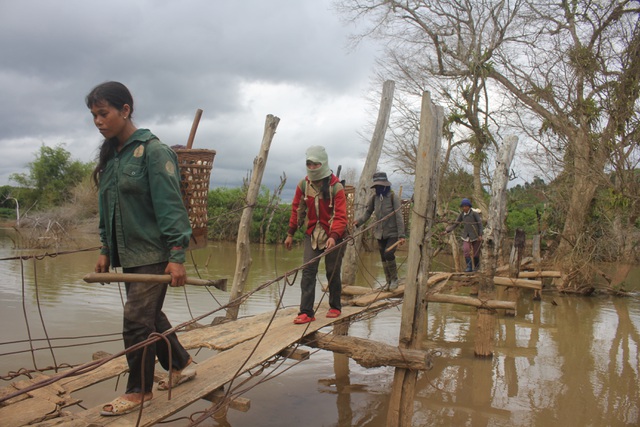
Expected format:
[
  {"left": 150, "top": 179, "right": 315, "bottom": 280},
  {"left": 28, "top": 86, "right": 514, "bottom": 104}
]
[{"left": 0, "top": 0, "right": 384, "bottom": 198}]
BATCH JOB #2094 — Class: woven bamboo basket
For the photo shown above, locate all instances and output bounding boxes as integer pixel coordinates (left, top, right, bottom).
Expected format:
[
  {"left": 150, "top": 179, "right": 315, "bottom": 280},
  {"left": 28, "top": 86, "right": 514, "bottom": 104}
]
[{"left": 175, "top": 148, "right": 216, "bottom": 250}]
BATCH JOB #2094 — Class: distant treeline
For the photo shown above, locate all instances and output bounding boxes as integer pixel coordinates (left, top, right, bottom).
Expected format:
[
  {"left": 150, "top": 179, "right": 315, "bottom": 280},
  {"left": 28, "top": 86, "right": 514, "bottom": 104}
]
[{"left": 2, "top": 143, "right": 636, "bottom": 262}]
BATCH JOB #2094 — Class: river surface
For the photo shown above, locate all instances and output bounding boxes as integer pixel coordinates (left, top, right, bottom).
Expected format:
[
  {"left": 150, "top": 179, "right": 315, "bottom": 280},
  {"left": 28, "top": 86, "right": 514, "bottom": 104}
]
[{"left": 0, "top": 229, "right": 639, "bottom": 426}]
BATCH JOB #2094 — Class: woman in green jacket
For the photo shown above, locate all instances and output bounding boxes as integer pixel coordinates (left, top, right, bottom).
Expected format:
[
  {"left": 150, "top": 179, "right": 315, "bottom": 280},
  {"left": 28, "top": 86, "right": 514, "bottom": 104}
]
[{"left": 87, "top": 81, "right": 195, "bottom": 416}]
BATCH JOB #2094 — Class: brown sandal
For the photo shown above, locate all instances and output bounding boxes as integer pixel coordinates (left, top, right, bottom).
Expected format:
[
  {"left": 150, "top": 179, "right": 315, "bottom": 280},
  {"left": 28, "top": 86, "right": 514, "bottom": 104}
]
[
  {"left": 100, "top": 396, "right": 150, "bottom": 416},
  {"left": 157, "top": 368, "right": 197, "bottom": 391}
]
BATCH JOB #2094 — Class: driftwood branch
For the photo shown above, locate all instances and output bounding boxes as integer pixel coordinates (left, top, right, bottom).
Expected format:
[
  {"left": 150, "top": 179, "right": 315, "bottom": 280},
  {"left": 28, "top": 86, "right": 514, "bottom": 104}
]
[
  {"left": 302, "top": 332, "right": 433, "bottom": 371},
  {"left": 426, "top": 293, "right": 516, "bottom": 310}
]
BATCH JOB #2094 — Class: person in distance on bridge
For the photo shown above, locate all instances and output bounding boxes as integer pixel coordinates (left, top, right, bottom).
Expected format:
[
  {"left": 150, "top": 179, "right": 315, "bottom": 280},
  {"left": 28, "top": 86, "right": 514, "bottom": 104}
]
[
  {"left": 354, "top": 171, "right": 406, "bottom": 290},
  {"left": 442, "top": 198, "right": 483, "bottom": 272}
]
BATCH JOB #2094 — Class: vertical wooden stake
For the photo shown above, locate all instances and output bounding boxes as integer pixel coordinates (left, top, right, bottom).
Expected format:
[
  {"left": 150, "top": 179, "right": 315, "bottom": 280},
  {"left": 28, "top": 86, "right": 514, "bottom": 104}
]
[
  {"left": 225, "top": 115, "right": 280, "bottom": 320},
  {"left": 342, "top": 80, "right": 395, "bottom": 285},
  {"left": 386, "top": 92, "right": 442, "bottom": 426},
  {"left": 474, "top": 135, "right": 519, "bottom": 357},
  {"left": 505, "top": 228, "right": 526, "bottom": 316}
]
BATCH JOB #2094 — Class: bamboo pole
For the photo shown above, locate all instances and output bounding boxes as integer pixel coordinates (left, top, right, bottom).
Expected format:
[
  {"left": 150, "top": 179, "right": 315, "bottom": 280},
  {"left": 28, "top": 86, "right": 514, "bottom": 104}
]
[
  {"left": 186, "top": 109, "right": 203, "bottom": 149},
  {"left": 225, "top": 115, "right": 280, "bottom": 320},
  {"left": 342, "top": 80, "right": 395, "bottom": 285},
  {"left": 83, "top": 273, "right": 227, "bottom": 291},
  {"left": 386, "top": 91, "right": 442, "bottom": 427},
  {"left": 426, "top": 293, "right": 516, "bottom": 310}
]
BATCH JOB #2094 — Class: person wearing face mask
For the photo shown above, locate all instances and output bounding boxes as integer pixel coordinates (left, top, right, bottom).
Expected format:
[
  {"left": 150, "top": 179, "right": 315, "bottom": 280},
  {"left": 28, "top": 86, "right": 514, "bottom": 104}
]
[
  {"left": 354, "top": 172, "right": 406, "bottom": 290},
  {"left": 284, "top": 146, "right": 348, "bottom": 324}
]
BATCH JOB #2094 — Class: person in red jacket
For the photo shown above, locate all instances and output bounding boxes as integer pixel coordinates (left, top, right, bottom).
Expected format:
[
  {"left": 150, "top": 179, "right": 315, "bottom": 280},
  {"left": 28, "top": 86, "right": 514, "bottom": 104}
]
[{"left": 284, "top": 146, "right": 348, "bottom": 324}]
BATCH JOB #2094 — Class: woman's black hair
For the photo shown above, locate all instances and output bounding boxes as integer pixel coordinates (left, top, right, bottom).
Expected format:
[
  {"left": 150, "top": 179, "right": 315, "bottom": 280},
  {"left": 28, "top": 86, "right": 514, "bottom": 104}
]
[{"left": 86, "top": 81, "right": 134, "bottom": 186}]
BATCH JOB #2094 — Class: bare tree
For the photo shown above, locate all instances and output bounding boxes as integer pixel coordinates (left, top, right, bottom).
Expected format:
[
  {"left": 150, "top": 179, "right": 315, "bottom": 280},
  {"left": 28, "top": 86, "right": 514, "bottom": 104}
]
[
  {"left": 338, "top": 0, "right": 521, "bottom": 212},
  {"left": 337, "top": 0, "right": 640, "bottom": 262}
]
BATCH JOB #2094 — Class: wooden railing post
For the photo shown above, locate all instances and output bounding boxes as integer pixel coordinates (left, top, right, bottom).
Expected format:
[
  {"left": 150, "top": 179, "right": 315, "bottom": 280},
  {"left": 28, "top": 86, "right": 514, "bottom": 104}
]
[
  {"left": 474, "top": 135, "right": 519, "bottom": 357},
  {"left": 386, "top": 91, "right": 442, "bottom": 426},
  {"left": 342, "top": 80, "right": 395, "bottom": 285},
  {"left": 225, "top": 115, "right": 280, "bottom": 320}
]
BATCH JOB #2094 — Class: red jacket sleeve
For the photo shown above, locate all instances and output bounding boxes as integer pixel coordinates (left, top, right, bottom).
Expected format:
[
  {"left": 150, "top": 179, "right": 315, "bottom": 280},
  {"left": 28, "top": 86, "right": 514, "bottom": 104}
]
[
  {"left": 288, "top": 182, "right": 304, "bottom": 235},
  {"left": 329, "top": 185, "right": 348, "bottom": 240}
]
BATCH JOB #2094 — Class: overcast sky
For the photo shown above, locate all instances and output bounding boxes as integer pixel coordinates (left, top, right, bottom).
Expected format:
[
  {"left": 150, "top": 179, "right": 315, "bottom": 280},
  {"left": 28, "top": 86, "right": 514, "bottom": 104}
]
[{"left": 0, "top": 0, "right": 406, "bottom": 200}]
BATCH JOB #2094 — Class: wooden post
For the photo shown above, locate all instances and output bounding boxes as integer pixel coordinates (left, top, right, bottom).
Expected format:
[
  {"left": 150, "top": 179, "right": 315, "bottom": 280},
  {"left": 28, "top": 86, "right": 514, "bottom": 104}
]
[
  {"left": 474, "top": 135, "right": 519, "bottom": 357},
  {"left": 342, "top": 80, "right": 395, "bottom": 285},
  {"left": 448, "top": 232, "right": 462, "bottom": 272},
  {"left": 225, "top": 115, "right": 280, "bottom": 320},
  {"left": 386, "top": 91, "right": 442, "bottom": 426},
  {"left": 532, "top": 232, "right": 542, "bottom": 300},
  {"left": 505, "top": 228, "right": 526, "bottom": 316}
]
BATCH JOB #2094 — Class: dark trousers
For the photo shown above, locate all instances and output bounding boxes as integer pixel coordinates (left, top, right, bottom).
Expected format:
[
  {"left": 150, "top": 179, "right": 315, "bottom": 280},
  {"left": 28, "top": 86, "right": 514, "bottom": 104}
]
[
  {"left": 122, "top": 262, "right": 191, "bottom": 394},
  {"left": 377, "top": 236, "right": 398, "bottom": 262},
  {"left": 462, "top": 239, "right": 482, "bottom": 258},
  {"left": 299, "top": 235, "right": 344, "bottom": 317}
]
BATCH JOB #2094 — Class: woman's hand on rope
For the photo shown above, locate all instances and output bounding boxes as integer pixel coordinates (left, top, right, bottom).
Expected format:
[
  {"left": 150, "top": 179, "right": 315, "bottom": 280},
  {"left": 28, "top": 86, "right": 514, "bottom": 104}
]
[
  {"left": 166, "top": 262, "right": 187, "bottom": 287},
  {"left": 95, "top": 255, "right": 110, "bottom": 273},
  {"left": 326, "top": 237, "right": 336, "bottom": 249}
]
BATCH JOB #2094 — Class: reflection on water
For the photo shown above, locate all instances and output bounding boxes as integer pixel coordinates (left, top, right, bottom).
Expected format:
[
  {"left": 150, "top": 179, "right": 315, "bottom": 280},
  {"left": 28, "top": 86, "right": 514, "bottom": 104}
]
[{"left": 0, "top": 231, "right": 639, "bottom": 426}]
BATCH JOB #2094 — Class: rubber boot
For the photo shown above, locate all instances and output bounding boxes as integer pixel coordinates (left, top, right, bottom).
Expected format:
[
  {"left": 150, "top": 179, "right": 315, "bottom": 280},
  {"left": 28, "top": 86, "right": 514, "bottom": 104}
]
[
  {"left": 464, "top": 257, "right": 473, "bottom": 272},
  {"left": 387, "top": 260, "right": 399, "bottom": 290},
  {"left": 380, "top": 261, "right": 392, "bottom": 290},
  {"left": 473, "top": 256, "right": 480, "bottom": 271}
]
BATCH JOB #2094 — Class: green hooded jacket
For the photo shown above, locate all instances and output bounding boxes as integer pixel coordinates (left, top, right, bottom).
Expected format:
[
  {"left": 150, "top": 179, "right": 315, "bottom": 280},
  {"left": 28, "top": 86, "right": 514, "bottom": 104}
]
[{"left": 98, "top": 129, "right": 191, "bottom": 268}]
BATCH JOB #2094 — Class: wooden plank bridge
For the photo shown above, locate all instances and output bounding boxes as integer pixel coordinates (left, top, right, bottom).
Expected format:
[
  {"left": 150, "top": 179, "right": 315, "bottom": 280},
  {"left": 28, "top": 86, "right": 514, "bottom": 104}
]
[
  {"left": 0, "top": 264, "right": 553, "bottom": 427},
  {"left": 0, "top": 298, "right": 401, "bottom": 427}
]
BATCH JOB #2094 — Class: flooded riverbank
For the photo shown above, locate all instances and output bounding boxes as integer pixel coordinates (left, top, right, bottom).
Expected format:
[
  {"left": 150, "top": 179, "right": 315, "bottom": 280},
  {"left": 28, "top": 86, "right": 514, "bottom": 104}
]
[{"left": 0, "top": 232, "right": 638, "bottom": 426}]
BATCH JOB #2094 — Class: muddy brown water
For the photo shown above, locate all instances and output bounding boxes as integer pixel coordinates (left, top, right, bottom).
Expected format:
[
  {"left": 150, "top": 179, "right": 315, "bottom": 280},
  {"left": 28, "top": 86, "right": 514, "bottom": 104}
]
[{"left": 0, "top": 230, "right": 639, "bottom": 426}]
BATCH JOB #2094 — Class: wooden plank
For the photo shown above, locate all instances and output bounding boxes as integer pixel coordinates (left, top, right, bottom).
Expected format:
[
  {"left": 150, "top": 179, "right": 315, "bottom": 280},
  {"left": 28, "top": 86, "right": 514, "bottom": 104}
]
[
  {"left": 46, "top": 302, "right": 392, "bottom": 427},
  {"left": 180, "top": 307, "right": 298, "bottom": 350},
  {"left": 0, "top": 397, "right": 59, "bottom": 427},
  {"left": 202, "top": 389, "right": 251, "bottom": 412},
  {"left": 278, "top": 346, "right": 310, "bottom": 361},
  {"left": 59, "top": 308, "right": 298, "bottom": 393}
]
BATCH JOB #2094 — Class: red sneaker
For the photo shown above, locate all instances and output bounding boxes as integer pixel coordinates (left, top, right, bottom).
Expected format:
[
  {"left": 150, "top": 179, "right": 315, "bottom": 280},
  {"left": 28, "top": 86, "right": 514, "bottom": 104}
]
[
  {"left": 326, "top": 309, "right": 341, "bottom": 318},
  {"left": 293, "top": 314, "right": 315, "bottom": 324}
]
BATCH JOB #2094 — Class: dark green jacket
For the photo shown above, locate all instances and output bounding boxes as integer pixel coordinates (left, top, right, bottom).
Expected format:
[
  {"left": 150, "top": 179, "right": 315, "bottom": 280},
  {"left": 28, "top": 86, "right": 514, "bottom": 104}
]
[{"left": 98, "top": 129, "right": 191, "bottom": 268}]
